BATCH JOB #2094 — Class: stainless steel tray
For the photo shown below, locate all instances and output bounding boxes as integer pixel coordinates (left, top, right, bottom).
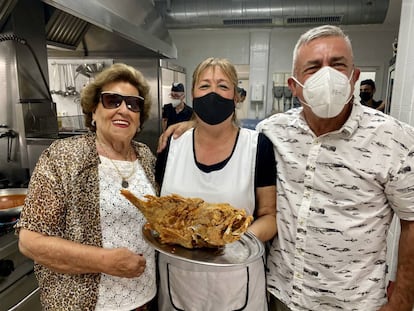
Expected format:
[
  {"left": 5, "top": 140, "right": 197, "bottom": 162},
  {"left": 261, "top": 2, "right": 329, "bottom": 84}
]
[{"left": 143, "top": 226, "right": 264, "bottom": 267}]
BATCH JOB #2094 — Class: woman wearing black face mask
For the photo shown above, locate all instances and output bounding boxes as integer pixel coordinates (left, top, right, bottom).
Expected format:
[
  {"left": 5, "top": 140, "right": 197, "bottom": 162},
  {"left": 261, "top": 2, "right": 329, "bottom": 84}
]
[{"left": 154, "top": 57, "right": 277, "bottom": 311}]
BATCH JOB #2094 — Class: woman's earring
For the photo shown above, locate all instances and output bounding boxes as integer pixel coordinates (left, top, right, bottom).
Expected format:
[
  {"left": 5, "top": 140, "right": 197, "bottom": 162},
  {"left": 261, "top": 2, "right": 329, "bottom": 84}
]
[{"left": 91, "top": 120, "right": 96, "bottom": 127}]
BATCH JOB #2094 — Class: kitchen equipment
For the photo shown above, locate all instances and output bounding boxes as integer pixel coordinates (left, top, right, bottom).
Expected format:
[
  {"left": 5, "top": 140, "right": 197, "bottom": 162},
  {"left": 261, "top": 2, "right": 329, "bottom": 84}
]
[
  {"left": 0, "top": 125, "right": 18, "bottom": 162},
  {"left": 0, "top": 188, "right": 41, "bottom": 311},
  {"left": 0, "top": 224, "right": 41, "bottom": 311},
  {"left": 0, "top": 188, "right": 27, "bottom": 222},
  {"left": 50, "top": 63, "right": 58, "bottom": 95},
  {"left": 143, "top": 227, "right": 264, "bottom": 267},
  {"left": 75, "top": 63, "right": 104, "bottom": 78}
]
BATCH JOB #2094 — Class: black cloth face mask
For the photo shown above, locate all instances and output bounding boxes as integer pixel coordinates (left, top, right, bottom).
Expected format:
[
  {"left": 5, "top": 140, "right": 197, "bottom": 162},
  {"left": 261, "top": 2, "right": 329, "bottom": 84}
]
[
  {"left": 193, "top": 92, "right": 235, "bottom": 125},
  {"left": 359, "top": 91, "right": 372, "bottom": 102}
]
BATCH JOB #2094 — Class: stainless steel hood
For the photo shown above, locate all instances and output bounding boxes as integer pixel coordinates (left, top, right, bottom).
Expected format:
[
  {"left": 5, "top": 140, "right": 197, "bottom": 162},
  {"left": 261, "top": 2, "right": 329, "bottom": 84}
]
[
  {"left": 43, "top": 0, "right": 177, "bottom": 59},
  {"left": 0, "top": 0, "right": 17, "bottom": 31},
  {"left": 154, "top": 0, "right": 390, "bottom": 29}
]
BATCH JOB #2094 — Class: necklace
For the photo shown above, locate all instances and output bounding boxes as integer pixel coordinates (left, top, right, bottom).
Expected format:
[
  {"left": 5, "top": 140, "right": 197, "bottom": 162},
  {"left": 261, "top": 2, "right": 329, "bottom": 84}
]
[{"left": 97, "top": 140, "right": 136, "bottom": 188}]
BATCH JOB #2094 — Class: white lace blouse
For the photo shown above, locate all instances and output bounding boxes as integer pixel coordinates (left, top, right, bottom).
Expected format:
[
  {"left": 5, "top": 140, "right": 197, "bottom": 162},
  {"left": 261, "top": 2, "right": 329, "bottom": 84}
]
[{"left": 95, "top": 156, "right": 156, "bottom": 311}]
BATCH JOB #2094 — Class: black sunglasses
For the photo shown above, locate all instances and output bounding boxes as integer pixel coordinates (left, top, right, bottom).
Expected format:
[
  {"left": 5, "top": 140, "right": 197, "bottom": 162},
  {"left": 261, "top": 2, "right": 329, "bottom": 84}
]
[{"left": 100, "top": 92, "right": 144, "bottom": 113}]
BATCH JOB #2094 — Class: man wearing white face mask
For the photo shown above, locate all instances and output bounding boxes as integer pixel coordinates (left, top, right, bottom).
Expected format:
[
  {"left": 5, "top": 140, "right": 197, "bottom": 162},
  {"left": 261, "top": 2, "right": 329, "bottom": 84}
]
[
  {"left": 162, "top": 82, "right": 193, "bottom": 132},
  {"left": 290, "top": 66, "right": 353, "bottom": 119},
  {"left": 256, "top": 25, "right": 414, "bottom": 311}
]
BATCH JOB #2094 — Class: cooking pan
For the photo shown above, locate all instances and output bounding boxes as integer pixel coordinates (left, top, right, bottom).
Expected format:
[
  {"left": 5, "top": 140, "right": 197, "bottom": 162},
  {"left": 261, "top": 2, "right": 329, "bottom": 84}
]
[{"left": 0, "top": 188, "right": 27, "bottom": 221}]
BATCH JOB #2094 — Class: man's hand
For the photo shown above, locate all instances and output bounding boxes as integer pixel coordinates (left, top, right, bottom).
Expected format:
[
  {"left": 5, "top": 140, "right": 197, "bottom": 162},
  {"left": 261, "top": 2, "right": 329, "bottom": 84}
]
[
  {"left": 157, "top": 120, "right": 195, "bottom": 153},
  {"left": 379, "top": 220, "right": 414, "bottom": 311}
]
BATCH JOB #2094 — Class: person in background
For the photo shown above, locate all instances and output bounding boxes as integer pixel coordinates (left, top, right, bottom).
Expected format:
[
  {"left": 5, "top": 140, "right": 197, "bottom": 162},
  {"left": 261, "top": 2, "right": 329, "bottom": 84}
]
[
  {"left": 155, "top": 57, "right": 277, "bottom": 311},
  {"left": 237, "top": 86, "right": 247, "bottom": 105},
  {"left": 257, "top": 25, "right": 414, "bottom": 311},
  {"left": 359, "top": 78, "right": 386, "bottom": 112},
  {"left": 162, "top": 82, "right": 193, "bottom": 131},
  {"left": 236, "top": 87, "right": 247, "bottom": 121},
  {"left": 16, "top": 63, "right": 158, "bottom": 310}
]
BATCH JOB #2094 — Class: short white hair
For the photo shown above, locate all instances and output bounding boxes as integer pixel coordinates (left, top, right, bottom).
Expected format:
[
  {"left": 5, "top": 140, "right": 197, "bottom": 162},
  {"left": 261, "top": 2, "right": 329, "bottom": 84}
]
[{"left": 292, "top": 25, "right": 353, "bottom": 74}]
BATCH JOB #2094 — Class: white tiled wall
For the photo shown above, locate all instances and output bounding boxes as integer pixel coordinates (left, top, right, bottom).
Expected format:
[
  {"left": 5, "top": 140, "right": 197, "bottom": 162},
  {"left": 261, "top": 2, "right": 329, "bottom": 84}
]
[{"left": 249, "top": 31, "right": 270, "bottom": 119}]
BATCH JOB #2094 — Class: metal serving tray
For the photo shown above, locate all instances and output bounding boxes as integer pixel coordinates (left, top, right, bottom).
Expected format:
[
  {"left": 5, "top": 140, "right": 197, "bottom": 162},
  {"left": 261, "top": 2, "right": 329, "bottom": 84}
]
[{"left": 143, "top": 227, "right": 264, "bottom": 267}]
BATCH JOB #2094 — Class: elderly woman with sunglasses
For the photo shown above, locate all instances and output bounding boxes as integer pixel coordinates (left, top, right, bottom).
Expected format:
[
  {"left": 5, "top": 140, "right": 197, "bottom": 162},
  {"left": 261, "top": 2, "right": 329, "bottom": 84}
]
[{"left": 16, "top": 63, "right": 158, "bottom": 311}]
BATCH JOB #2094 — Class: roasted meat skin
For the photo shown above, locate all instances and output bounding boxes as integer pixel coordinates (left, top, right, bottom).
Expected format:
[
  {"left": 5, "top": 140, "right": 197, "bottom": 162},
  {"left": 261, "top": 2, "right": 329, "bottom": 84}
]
[{"left": 120, "top": 190, "right": 253, "bottom": 249}]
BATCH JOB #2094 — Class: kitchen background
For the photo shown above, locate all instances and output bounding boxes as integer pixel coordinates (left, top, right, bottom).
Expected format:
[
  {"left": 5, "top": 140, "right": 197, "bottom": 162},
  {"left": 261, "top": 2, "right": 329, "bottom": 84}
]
[
  {"left": 0, "top": 0, "right": 413, "bottom": 309},
  {"left": 0, "top": 0, "right": 406, "bottom": 175}
]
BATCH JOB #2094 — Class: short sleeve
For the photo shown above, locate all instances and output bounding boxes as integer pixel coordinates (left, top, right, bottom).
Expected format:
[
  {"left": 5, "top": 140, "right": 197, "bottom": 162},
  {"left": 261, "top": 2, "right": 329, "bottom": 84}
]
[
  {"left": 162, "top": 104, "right": 172, "bottom": 118},
  {"left": 155, "top": 137, "right": 171, "bottom": 185},
  {"left": 385, "top": 144, "right": 414, "bottom": 221},
  {"left": 255, "top": 133, "right": 276, "bottom": 188}
]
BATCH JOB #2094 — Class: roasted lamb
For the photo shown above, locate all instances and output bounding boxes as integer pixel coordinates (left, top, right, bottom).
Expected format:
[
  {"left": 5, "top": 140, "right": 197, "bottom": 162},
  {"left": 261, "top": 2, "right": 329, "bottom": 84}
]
[{"left": 120, "top": 190, "right": 253, "bottom": 249}]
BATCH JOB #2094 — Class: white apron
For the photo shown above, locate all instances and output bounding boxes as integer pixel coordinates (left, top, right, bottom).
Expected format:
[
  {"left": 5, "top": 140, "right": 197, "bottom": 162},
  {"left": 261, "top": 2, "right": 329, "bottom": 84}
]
[{"left": 158, "top": 128, "right": 267, "bottom": 311}]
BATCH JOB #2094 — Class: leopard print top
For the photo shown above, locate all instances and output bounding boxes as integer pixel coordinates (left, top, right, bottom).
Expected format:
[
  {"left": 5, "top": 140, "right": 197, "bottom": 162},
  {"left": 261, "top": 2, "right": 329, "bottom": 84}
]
[{"left": 16, "top": 133, "right": 159, "bottom": 310}]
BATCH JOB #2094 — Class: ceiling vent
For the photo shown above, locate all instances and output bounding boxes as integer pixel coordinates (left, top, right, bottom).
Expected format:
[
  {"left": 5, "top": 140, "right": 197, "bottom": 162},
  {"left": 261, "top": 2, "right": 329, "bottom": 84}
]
[
  {"left": 154, "top": 0, "right": 389, "bottom": 29},
  {"left": 286, "top": 15, "right": 344, "bottom": 25},
  {"left": 45, "top": 9, "right": 89, "bottom": 50},
  {"left": 223, "top": 18, "right": 273, "bottom": 26}
]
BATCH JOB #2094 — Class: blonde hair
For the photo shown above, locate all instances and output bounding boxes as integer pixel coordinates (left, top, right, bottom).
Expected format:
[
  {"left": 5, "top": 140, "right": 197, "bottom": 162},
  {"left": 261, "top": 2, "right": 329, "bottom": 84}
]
[
  {"left": 192, "top": 57, "right": 240, "bottom": 102},
  {"left": 81, "top": 63, "right": 152, "bottom": 131}
]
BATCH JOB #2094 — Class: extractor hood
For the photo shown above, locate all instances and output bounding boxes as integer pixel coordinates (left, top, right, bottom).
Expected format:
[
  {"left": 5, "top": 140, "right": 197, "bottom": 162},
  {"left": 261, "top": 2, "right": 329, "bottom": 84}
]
[
  {"left": 154, "top": 0, "right": 390, "bottom": 28},
  {"left": 0, "top": 0, "right": 18, "bottom": 31},
  {"left": 43, "top": 0, "right": 177, "bottom": 59}
]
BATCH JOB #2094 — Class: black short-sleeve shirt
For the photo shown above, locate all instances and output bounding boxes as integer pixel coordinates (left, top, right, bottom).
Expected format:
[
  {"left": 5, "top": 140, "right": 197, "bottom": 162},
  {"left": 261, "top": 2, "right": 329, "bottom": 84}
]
[{"left": 162, "top": 103, "right": 193, "bottom": 128}]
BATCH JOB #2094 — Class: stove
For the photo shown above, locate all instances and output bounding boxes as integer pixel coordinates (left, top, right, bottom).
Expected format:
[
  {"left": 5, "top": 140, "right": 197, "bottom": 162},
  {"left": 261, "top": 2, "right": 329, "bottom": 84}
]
[
  {"left": 0, "top": 222, "right": 41, "bottom": 310},
  {"left": 0, "top": 221, "right": 15, "bottom": 237}
]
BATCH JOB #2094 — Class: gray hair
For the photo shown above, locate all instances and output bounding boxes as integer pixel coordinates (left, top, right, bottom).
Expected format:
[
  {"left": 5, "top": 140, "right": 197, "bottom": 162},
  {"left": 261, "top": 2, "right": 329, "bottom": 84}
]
[{"left": 292, "top": 25, "right": 353, "bottom": 74}]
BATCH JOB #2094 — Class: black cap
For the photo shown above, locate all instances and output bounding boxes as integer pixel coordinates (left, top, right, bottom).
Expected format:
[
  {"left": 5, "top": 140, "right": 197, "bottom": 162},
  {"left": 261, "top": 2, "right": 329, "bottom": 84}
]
[
  {"left": 237, "top": 87, "right": 247, "bottom": 97},
  {"left": 171, "top": 82, "right": 184, "bottom": 92}
]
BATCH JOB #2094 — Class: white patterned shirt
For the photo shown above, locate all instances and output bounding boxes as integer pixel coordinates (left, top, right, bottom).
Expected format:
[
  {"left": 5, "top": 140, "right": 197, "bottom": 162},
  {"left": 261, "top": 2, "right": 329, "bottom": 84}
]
[
  {"left": 95, "top": 156, "right": 156, "bottom": 311},
  {"left": 256, "top": 102, "right": 414, "bottom": 311}
]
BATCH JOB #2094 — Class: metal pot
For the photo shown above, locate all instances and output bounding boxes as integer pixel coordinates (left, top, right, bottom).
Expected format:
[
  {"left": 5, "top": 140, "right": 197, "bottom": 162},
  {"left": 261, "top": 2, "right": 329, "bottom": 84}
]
[
  {"left": 0, "top": 188, "right": 27, "bottom": 221},
  {"left": 75, "top": 63, "right": 104, "bottom": 78}
]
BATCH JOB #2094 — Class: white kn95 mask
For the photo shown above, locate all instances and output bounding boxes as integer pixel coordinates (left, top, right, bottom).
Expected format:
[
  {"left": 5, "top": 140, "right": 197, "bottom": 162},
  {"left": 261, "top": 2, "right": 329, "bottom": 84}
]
[
  {"left": 292, "top": 66, "right": 353, "bottom": 118},
  {"left": 170, "top": 99, "right": 181, "bottom": 107}
]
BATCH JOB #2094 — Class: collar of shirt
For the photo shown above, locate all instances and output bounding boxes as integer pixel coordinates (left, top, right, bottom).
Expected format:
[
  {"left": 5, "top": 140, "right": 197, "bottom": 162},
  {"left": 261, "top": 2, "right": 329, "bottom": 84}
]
[{"left": 294, "top": 101, "right": 365, "bottom": 138}]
